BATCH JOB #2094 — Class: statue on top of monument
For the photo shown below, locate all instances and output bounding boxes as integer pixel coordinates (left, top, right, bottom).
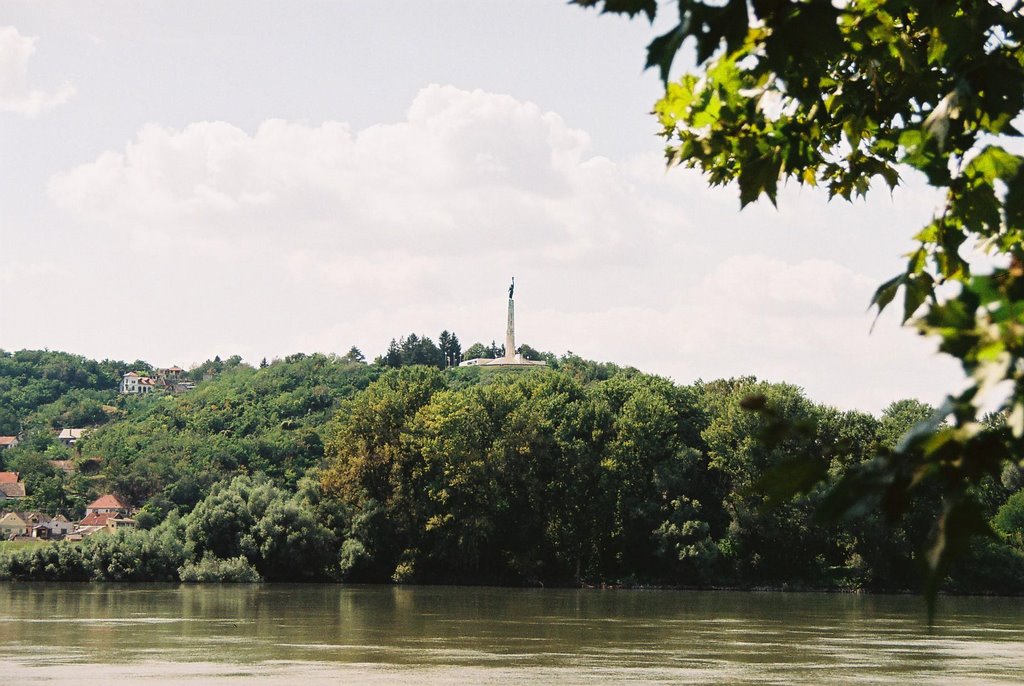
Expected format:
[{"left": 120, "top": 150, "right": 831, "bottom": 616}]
[{"left": 508, "top": 277, "right": 515, "bottom": 300}]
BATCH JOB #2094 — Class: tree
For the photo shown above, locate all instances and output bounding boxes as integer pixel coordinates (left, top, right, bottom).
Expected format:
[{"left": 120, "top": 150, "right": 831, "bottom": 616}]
[
  {"left": 381, "top": 339, "right": 403, "bottom": 368},
  {"left": 401, "top": 334, "right": 445, "bottom": 368},
  {"left": 576, "top": 0, "right": 1024, "bottom": 600},
  {"left": 517, "top": 343, "right": 543, "bottom": 361},
  {"left": 438, "top": 330, "right": 462, "bottom": 368},
  {"left": 463, "top": 343, "right": 493, "bottom": 360},
  {"left": 342, "top": 346, "right": 366, "bottom": 364}
]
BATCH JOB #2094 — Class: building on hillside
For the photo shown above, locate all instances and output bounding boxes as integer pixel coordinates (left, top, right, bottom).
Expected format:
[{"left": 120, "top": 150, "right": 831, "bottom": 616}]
[
  {"left": 0, "top": 511, "right": 30, "bottom": 538},
  {"left": 0, "top": 472, "right": 26, "bottom": 501},
  {"left": 0, "top": 512, "right": 69, "bottom": 539},
  {"left": 105, "top": 516, "right": 137, "bottom": 533},
  {"left": 46, "top": 514, "right": 74, "bottom": 538},
  {"left": 155, "top": 366, "right": 185, "bottom": 380},
  {"left": 0, "top": 435, "right": 19, "bottom": 450},
  {"left": 85, "top": 494, "right": 129, "bottom": 517},
  {"left": 0, "top": 483, "right": 26, "bottom": 500},
  {"left": 120, "top": 371, "right": 157, "bottom": 395},
  {"left": 77, "top": 510, "right": 135, "bottom": 537},
  {"left": 23, "top": 512, "right": 55, "bottom": 539},
  {"left": 75, "top": 511, "right": 110, "bottom": 537},
  {"left": 57, "top": 428, "right": 88, "bottom": 446},
  {"left": 122, "top": 369, "right": 192, "bottom": 395},
  {"left": 78, "top": 512, "right": 110, "bottom": 528}
]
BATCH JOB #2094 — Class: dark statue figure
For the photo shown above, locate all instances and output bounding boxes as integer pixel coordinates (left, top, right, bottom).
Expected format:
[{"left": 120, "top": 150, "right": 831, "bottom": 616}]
[{"left": 508, "top": 277, "right": 515, "bottom": 300}]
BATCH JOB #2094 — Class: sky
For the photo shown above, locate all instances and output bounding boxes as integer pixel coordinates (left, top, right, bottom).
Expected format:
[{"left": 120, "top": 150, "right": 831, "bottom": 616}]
[{"left": 0, "top": 1, "right": 965, "bottom": 413}]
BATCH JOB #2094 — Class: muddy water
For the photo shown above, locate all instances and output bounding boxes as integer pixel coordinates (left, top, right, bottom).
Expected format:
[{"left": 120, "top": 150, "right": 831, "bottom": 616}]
[{"left": 2, "top": 584, "right": 1023, "bottom": 684}]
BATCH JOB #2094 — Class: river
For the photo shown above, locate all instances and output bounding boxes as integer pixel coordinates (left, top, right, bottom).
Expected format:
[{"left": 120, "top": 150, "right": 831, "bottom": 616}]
[{"left": 1, "top": 584, "right": 1022, "bottom": 684}]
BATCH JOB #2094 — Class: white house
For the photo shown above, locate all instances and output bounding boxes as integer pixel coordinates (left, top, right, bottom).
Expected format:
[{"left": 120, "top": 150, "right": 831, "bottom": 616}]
[
  {"left": 57, "top": 428, "right": 88, "bottom": 446},
  {"left": 120, "top": 371, "right": 157, "bottom": 395}
]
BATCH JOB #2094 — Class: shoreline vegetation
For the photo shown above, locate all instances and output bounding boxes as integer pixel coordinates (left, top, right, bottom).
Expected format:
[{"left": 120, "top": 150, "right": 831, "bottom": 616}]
[{"left": 2, "top": 347, "right": 1024, "bottom": 593}]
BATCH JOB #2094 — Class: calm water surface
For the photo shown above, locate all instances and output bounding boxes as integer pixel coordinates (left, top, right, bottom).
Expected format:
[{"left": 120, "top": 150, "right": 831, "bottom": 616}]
[{"left": 1, "top": 583, "right": 1022, "bottom": 684}]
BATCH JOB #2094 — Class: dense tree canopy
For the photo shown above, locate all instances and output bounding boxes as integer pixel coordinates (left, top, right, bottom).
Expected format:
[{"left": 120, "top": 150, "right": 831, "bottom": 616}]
[{"left": 0, "top": 350, "right": 126, "bottom": 435}]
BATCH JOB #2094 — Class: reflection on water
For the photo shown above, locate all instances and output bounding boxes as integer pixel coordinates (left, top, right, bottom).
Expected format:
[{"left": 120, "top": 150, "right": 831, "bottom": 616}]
[{"left": 1, "top": 584, "right": 1022, "bottom": 684}]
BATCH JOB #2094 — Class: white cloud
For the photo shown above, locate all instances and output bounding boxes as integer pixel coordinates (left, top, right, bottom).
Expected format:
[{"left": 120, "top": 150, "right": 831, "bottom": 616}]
[
  {"left": 43, "top": 84, "right": 964, "bottom": 412},
  {"left": 48, "top": 86, "right": 682, "bottom": 264},
  {"left": 0, "top": 26, "right": 75, "bottom": 117}
]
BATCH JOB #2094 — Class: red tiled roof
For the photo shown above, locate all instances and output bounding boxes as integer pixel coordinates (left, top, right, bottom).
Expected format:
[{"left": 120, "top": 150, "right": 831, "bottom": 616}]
[
  {"left": 0, "top": 471, "right": 20, "bottom": 483},
  {"left": 0, "top": 436, "right": 18, "bottom": 446},
  {"left": 78, "top": 512, "right": 111, "bottom": 527},
  {"left": 86, "top": 494, "right": 127, "bottom": 510}
]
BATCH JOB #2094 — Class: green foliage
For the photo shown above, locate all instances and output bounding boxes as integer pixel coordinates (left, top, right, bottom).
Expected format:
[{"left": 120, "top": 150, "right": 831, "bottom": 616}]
[
  {"left": 575, "top": 0, "right": 1024, "bottom": 607},
  {"left": 994, "top": 490, "right": 1024, "bottom": 549},
  {"left": 0, "top": 350, "right": 126, "bottom": 434},
  {"left": 179, "top": 554, "right": 262, "bottom": 583},
  {"left": 379, "top": 332, "right": 456, "bottom": 369},
  {"left": 0, "top": 476, "right": 336, "bottom": 583},
  {"left": 187, "top": 354, "right": 245, "bottom": 382},
  {"left": 463, "top": 343, "right": 493, "bottom": 360},
  {"left": 2, "top": 346, "right": 1024, "bottom": 592},
  {"left": 438, "top": 331, "right": 462, "bottom": 368},
  {"left": 81, "top": 353, "right": 379, "bottom": 509}
]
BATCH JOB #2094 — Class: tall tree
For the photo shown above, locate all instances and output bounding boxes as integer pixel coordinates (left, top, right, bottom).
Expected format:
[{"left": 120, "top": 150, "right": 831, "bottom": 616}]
[{"left": 438, "top": 330, "right": 462, "bottom": 368}]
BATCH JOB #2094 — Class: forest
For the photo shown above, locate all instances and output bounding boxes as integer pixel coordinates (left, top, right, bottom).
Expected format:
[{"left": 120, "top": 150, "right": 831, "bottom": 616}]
[{"left": 1, "top": 345, "right": 1023, "bottom": 591}]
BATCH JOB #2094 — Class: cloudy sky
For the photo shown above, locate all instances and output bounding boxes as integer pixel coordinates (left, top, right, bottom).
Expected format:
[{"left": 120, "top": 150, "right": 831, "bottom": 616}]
[{"left": 0, "top": 1, "right": 964, "bottom": 412}]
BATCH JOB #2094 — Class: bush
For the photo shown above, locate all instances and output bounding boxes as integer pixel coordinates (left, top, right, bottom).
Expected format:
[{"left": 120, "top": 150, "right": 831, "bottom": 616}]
[
  {"left": 179, "top": 554, "right": 262, "bottom": 582},
  {"left": 994, "top": 491, "right": 1024, "bottom": 549}
]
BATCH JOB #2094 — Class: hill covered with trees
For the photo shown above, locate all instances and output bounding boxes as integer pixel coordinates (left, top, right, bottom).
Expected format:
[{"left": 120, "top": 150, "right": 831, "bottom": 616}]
[{"left": 2, "top": 347, "right": 1023, "bottom": 591}]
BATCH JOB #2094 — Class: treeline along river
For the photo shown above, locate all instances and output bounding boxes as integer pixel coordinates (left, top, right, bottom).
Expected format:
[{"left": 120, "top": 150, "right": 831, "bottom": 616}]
[
  {"left": 2, "top": 584, "right": 1023, "bottom": 684},
  {"left": 4, "top": 351, "right": 1024, "bottom": 591}
]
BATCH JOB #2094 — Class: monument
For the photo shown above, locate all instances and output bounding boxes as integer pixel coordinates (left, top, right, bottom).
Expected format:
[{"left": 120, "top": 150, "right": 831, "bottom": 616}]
[{"left": 460, "top": 278, "right": 547, "bottom": 368}]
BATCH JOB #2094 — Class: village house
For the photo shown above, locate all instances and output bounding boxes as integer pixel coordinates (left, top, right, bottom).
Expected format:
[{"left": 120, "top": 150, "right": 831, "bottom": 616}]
[
  {"left": 0, "top": 511, "right": 30, "bottom": 538},
  {"left": 0, "top": 471, "right": 26, "bottom": 501},
  {"left": 44, "top": 514, "right": 74, "bottom": 538},
  {"left": 120, "top": 371, "right": 157, "bottom": 395},
  {"left": 76, "top": 494, "right": 136, "bottom": 536},
  {"left": 156, "top": 366, "right": 185, "bottom": 380},
  {"left": 121, "top": 368, "right": 193, "bottom": 395},
  {"left": 85, "top": 494, "right": 129, "bottom": 517},
  {"left": 0, "top": 435, "right": 19, "bottom": 451},
  {"left": 0, "top": 511, "right": 75, "bottom": 540},
  {"left": 104, "top": 516, "right": 137, "bottom": 534},
  {"left": 57, "top": 428, "right": 88, "bottom": 446}
]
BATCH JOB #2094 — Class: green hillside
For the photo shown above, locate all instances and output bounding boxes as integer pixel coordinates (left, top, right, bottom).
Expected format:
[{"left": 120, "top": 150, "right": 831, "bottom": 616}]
[{"left": 1, "top": 348, "right": 1023, "bottom": 591}]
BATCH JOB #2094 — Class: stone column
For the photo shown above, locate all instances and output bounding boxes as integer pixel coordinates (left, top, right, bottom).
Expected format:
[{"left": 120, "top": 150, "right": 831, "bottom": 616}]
[{"left": 505, "top": 297, "right": 515, "bottom": 359}]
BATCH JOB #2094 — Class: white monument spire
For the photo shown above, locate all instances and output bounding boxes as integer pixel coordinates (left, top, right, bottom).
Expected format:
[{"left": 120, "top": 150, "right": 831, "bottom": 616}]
[
  {"left": 505, "top": 276, "right": 515, "bottom": 359},
  {"left": 459, "top": 277, "right": 546, "bottom": 368}
]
